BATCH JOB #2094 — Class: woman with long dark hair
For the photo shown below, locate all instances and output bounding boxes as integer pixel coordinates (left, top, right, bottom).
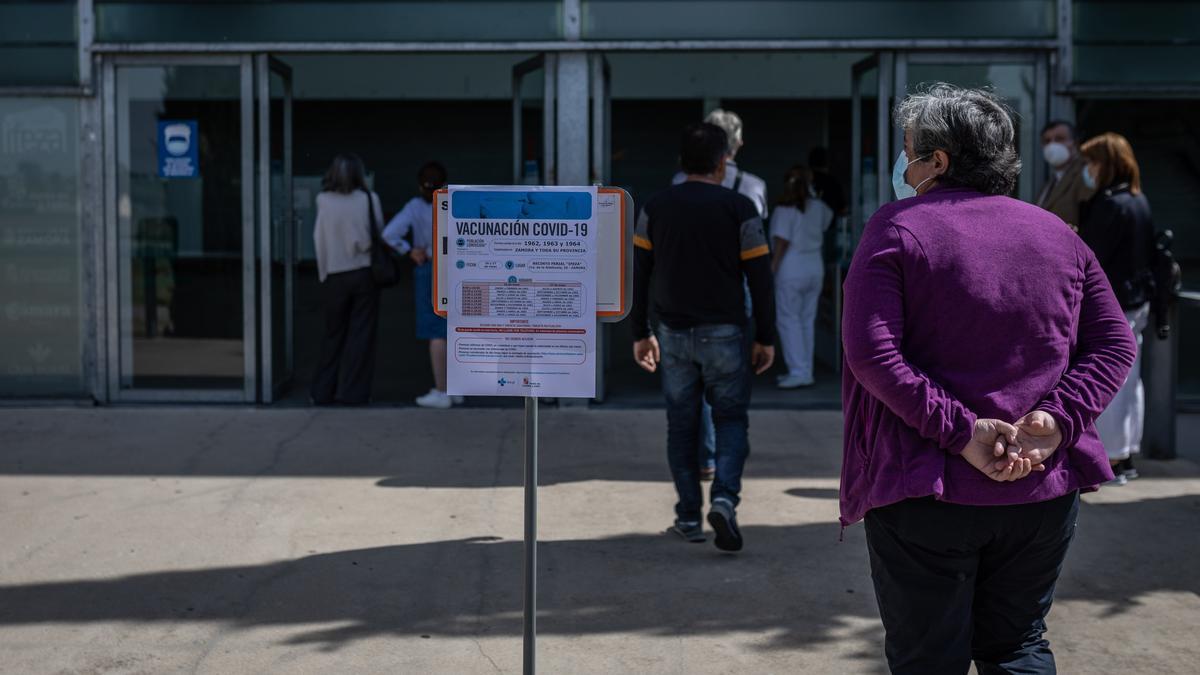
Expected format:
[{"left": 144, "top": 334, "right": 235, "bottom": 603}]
[
  {"left": 310, "top": 153, "right": 384, "bottom": 405},
  {"left": 1078, "top": 132, "right": 1155, "bottom": 484},
  {"left": 770, "top": 165, "right": 833, "bottom": 389}
]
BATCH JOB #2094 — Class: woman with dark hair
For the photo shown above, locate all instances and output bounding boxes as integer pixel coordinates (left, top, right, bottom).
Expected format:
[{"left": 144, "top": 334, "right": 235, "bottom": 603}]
[
  {"left": 1078, "top": 132, "right": 1155, "bottom": 484},
  {"left": 770, "top": 165, "right": 833, "bottom": 388},
  {"left": 841, "top": 84, "right": 1136, "bottom": 673},
  {"left": 311, "top": 153, "right": 384, "bottom": 405}
]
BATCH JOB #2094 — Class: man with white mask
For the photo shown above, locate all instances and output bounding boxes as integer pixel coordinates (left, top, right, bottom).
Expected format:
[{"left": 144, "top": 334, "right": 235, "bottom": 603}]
[{"left": 1034, "top": 120, "right": 1094, "bottom": 230}]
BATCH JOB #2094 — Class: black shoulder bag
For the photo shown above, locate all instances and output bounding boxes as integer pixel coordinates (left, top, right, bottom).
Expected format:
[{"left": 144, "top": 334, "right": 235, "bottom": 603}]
[{"left": 365, "top": 190, "right": 402, "bottom": 288}]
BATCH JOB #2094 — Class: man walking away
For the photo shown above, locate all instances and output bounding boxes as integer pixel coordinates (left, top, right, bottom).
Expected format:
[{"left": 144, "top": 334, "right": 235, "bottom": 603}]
[
  {"left": 671, "top": 108, "right": 766, "bottom": 482},
  {"left": 632, "top": 122, "right": 776, "bottom": 553}
]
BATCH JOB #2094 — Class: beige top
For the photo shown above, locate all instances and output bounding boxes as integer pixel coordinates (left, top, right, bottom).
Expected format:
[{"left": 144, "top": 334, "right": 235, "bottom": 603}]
[{"left": 313, "top": 189, "right": 383, "bottom": 282}]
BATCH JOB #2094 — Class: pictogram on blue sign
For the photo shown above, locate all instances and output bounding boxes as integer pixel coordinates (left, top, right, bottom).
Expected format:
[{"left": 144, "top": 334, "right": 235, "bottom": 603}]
[{"left": 157, "top": 120, "right": 199, "bottom": 179}]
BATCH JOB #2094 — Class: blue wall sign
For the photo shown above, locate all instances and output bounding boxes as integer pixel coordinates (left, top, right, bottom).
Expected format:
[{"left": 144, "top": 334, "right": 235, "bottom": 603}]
[{"left": 157, "top": 120, "right": 199, "bottom": 179}]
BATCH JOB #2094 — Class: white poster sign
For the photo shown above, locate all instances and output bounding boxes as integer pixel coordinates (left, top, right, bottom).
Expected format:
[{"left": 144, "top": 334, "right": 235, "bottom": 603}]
[{"left": 446, "top": 185, "right": 598, "bottom": 398}]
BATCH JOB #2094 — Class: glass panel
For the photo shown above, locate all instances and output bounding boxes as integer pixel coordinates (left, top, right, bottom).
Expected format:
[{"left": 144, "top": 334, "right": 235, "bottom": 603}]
[
  {"left": 1075, "top": 1, "right": 1200, "bottom": 42},
  {"left": 0, "top": 98, "right": 84, "bottom": 396},
  {"left": 115, "top": 65, "right": 244, "bottom": 390},
  {"left": 1075, "top": 99, "right": 1200, "bottom": 400},
  {"left": 0, "top": 1, "right": 78, "bottom": 85},
  {"left": 96, "top": 1, "right": 561, "bottom": 42},
  {"left": 517, "top": 63, "right": 547, "bottom": 184},
  {"left": 905, "top": 63, "right": 1038, "bottom": 202},
  {"left": 1074, "top": 45, "right": 1200, "bottom": 85},
  {"left": 856, "top": 64, "right": 880, "bottom": 228},
  {"left": 583, "top": 0, "right": 1054, "bottom": 40},
  {"left": 0, "top": 46, "right": 78, "bottom": 88}
]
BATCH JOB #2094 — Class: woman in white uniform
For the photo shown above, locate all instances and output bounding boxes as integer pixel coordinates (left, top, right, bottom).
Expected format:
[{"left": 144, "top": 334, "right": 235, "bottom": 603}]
[{"left": 770, "top": 166, "right": 833, "bottom": 389}]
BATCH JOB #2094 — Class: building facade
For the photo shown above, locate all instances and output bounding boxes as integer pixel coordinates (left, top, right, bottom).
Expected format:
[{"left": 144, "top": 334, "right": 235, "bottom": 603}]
[{"left": 1, "top": 0, "right": 1198, "bottom": 405}]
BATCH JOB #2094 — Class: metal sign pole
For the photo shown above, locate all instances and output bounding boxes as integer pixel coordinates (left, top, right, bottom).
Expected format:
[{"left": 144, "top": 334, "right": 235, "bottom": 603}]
[{"left": 523, "top": 395, "right": 538, "bottom": 675}]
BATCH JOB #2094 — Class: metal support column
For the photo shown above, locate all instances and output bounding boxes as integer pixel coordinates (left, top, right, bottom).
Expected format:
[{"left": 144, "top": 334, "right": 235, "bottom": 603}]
[
  {"left": 1052, "top": 0, "right": 1074, "bottom": 121},
  {"left": 555, "top": 53, "right": 589, "bottom": 187},
  {"left": 1145, "top": 292, "right": 1200, "bottom": 459}
]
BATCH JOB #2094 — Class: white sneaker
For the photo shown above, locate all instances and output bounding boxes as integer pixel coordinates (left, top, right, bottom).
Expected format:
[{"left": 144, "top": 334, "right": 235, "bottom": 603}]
[
  {"left": 777, "top": 374, "right": 815, "bottom": 389},
  {"left": 416, "top": 389, "right": 452, "bottom": 409}
]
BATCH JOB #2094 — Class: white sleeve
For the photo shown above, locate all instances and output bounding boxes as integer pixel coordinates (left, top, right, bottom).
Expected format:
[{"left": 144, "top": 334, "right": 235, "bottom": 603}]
[
  {"left": 313, "top": 196, "right": 328, "bottom": 281},
  {"left": 382, "top": 199, "right": 414, "bottom": 254},
  {"left": 820, "top": 200, "right": 835, "bottom": 231},
  {"left": 771, "top": 208, "right": 794, "bottom": 243}
]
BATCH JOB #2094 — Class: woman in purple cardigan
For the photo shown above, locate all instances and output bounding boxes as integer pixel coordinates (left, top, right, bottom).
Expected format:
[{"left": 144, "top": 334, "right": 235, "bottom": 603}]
[{"left": 841, "top": 84, "right": 1136, "bottom": 675}]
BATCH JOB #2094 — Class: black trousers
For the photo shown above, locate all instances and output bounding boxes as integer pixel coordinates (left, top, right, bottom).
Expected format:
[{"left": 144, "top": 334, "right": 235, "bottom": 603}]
[
  {"left": 864, "top": 491, "right": 1080, "bottom": 675},
  {"left": 311, "top": 267, "right": 380, "bottom": 405}
]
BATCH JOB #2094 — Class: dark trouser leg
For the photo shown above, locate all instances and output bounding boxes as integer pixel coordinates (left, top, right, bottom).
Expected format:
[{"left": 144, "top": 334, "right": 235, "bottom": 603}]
[
  {"left": 697, "top": 324, "right": 750, "bottom": 507},
  {"left": 336, "top": 268, "right": 380, "bottom": 405},
  {"left": 972, "top": 492, "right": 1079, "bottom": 675},
  {"left": 864, "top": 498, "right": 980, "bottom": 675},
  {"left": 659, "top": 327, "right": 704, "bottom": 522},
  {"left": 311, "top": 271, "right": 355, "bottom": 404}
]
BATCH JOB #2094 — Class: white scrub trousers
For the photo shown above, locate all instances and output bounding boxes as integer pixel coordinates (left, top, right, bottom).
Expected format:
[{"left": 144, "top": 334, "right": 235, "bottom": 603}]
[
  {"left": 774, "top": 257, "right": 824, "bottom": 381},
  {"left": 1096, "top": 303, "right": 1149, "bottom": 461}
]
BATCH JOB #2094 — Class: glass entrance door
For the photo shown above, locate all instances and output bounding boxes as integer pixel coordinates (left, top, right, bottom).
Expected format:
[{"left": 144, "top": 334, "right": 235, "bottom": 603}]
[
  {"left": 257, "top": 55, "right": 294, "bottom": 403},
  {"left": 105, "top": 56, "right": 255, "bottom": 401}
]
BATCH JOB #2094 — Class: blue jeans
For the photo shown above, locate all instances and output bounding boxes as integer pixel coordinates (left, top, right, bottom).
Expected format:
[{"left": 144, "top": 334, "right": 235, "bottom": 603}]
[
  {"left": 700, "top": 286, "right": 752, "bottom": 468},
  {"left": 659, "top": 323, "right": 752, "bottom": 522}
]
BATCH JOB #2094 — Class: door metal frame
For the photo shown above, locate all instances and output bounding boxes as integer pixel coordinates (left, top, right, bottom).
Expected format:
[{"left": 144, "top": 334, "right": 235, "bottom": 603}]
[
  {"left": 589, "top": 53, "right": 611, "bottom": 185},
  {"left": 101, "top": 53, "right": 256, "bottom": 403},
  {"left": 512, "top": 54, "right": 558, "bottom": 185},
  {"left": 257, "top": 54, "right": 294, "bottom": 403},
  {"left": 850, "top": 52, "right": 891, "bottom": 244}
]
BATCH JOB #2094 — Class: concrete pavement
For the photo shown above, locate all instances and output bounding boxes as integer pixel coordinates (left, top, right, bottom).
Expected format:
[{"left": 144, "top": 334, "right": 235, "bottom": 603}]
[{"left": 0, "top": 407, "right": 1197, "bottom": 674}]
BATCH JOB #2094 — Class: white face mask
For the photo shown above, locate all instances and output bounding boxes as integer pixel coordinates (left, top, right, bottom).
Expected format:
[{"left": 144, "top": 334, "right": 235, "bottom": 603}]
[
  {"left": 891, "top": 150, "right": 934, "bottom": 200},
  {"left": 1082, "top": 165, "right": 1097, "bottom": 190},
  {"left": 1042, "top": 142, "right": 1071, "bottom": 168}
]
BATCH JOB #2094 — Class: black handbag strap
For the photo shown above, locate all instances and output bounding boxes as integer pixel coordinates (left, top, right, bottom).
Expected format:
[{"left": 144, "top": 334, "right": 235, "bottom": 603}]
[{"left": 364, "top": 189, "right": 379, "bottom": 234}]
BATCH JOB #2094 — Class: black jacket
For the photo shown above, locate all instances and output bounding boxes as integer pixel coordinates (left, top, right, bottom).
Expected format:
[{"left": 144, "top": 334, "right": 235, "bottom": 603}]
[{"left": 1079, "top": 184, "right": 1155, "bottom": 310}]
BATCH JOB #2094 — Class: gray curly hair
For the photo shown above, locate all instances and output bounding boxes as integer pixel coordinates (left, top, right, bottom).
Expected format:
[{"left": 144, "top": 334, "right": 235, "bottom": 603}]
[{"left": 894, "top": 83, "right": 1021, "bottom": 196}]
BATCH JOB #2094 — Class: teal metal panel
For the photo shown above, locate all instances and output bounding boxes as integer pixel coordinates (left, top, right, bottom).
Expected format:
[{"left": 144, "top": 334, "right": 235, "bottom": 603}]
[
  {"left": 582, "top": 0, "right": 1056, "bottom": 40},
  {"left": 95, "top": 1, "right": 562, "bottom": 42},
  {"left": 0, "top": 1, "right": 78, "bottom": 85}
]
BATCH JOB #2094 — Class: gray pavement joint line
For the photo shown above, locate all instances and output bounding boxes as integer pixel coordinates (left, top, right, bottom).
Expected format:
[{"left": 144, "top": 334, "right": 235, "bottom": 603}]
[
  {"left": 215, "top": 411, "right": 322, "bottom": 518},
  {"left": 472, "top": 636, "right": 504, "bottom": 673},
  {"left": 178, "top": 415, "right": 241, "bottom": 477}
]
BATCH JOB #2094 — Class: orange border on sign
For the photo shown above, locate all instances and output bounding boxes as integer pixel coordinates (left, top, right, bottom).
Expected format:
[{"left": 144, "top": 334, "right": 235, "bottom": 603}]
[
  {"left": 432, "top": 188, "right": 447, "bottom": 318},
  {"left": 596, "top": 186, "right": 626, "bottom": 318},
  {"left": 432, "top": 187, "right": 628, "bottom": 319}
]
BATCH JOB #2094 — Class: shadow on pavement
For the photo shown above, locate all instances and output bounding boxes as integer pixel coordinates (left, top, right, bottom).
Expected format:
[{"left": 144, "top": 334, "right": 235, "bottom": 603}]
[
  {"left": 0, "top": 495, "right": 1194, "bottom": 662},
  {"left": 0, "top": 408, "right": 845, "bottom": 485},
  {"left": 0, "top": 523, "right": 881, "bottom": 663}
]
